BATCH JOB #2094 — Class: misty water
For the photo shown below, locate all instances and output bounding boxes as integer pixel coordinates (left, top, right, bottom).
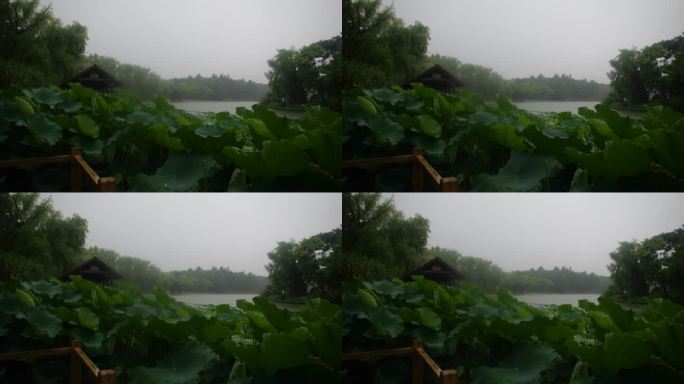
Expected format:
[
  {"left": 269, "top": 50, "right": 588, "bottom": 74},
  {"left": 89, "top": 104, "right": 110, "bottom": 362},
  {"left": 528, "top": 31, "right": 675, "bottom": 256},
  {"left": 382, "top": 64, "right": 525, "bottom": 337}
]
[
  {"left": 172, "top": 100, "right": 303, "bottom": 118},
  {"left": 513, "top": 101, "right": 599, "bottom": 114},
  {"left": 514, "top": 293, "right": 600, "bottom": 306},
  {"left": 172, "top": 293, "right": 257, "bottom": 306},
  {"left": 513, "top": 100, "right": 644, "bottom": 118},
  {"left": 171, "top": 100, "right": 259, "bottom": 114}
]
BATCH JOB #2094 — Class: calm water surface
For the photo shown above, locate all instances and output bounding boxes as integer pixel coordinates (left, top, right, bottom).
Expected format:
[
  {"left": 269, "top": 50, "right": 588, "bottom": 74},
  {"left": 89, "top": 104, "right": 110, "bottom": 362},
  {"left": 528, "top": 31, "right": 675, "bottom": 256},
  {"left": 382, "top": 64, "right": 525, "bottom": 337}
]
[
  {"left": 172, "top": 100, "right": 258, "bottom": 114},
  {"left": 513, "top": 101, "right": 600, "bottom": 114},
  {"left": 514, "top": 293, "right": 600, "bottom": 306},
  {"left": 172, "top": 293, "right": 257, "bottom": 307},
  {"left": 513, "top": 100, "right": 644, "bottom": 118},
  {"left": 172, "top": 100, "right": 302, "bottom": 118}
]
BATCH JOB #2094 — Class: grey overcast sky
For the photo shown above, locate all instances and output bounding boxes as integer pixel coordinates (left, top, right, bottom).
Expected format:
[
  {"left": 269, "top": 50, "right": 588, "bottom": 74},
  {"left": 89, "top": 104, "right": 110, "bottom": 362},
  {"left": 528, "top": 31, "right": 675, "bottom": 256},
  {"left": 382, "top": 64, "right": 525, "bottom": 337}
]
[
  {"left": 40, "top": 0, "right": 341, "bottom": 83},
  {"left": 389, "top": 193, "right": 684, "bottom": 275},
  {"left": 386, "top": 0, "right": 684, "bottom": 82},
  {"left": 45, "top": 193, "right": 341, "bottom": 276}
]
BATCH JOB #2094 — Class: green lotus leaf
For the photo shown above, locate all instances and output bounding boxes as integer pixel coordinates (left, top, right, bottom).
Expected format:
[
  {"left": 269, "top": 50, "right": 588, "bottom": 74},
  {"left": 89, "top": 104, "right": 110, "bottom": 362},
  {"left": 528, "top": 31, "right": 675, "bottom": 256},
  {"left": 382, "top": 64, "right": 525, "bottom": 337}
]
[{"left": 29, "top": 115, "right": 62, "bottom": 145}]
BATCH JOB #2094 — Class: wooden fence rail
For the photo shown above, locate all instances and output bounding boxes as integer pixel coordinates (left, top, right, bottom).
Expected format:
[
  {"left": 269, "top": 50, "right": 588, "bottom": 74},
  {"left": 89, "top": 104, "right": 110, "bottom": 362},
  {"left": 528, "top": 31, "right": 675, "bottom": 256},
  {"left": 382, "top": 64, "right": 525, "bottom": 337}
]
[
  {"left": 343, "top": 340, "right": 458, "bottom": 384},
  {"left": 342, "top": 148, "right": 459, "bottom": 192},
  {"left": 0, "top": 148, "right": 115, "bottom": 191},
  {"left": 0, "top": 340, "right": 115, "bottom": 384}
]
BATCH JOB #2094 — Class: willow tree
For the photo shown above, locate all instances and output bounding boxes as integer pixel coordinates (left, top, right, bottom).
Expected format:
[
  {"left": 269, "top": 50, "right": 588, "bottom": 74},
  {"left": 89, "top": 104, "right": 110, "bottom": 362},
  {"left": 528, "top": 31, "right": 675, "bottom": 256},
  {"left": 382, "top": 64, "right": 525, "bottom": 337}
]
[
  {"left": 0, "top": 0, "right": 88, "bottom": 87},
  {"left": 0, "top": 193, "right": 88, "bottom": 280},
  {"left": 342, "top": 0, "right": 430, "bottom": 88}
]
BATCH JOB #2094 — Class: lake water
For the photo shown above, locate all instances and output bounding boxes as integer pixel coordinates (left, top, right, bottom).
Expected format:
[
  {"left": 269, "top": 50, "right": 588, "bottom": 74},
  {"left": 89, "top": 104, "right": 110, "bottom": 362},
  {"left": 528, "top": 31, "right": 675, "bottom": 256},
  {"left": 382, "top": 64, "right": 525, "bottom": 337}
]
[
  {"left": 513, "top": 101, "right": 599, "bottom": 114},
  {"left": 513, "top": 100, "right": 644, "bottom": 118},
  {"left": 172, "top": 100, "right": 258, "bottom": 114},
  {"left": 172, "top": 100, "right": 302, "bottom": 118},
  {"left": 514, "top": 293, "right": 600, "bottom": 306},
  {"left": 172, "top": 293, "right": 257, "bottom": 306}
]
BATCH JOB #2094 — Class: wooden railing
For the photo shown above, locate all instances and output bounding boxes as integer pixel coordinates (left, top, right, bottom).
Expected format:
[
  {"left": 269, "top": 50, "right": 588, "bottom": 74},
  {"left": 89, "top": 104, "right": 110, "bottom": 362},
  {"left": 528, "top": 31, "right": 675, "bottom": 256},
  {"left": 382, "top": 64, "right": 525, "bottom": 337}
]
[
  {"left": 342, "top": 148, "right": 459, "bottom": 192},
  {"left": 343, "top": 340, "right": 458, "bottom": 384},
  {"left": 0, "top": 340, "right": 115, "bottom": 383},
  {"left": 0, "top": 148, "right": 116, "bottom": 191}
]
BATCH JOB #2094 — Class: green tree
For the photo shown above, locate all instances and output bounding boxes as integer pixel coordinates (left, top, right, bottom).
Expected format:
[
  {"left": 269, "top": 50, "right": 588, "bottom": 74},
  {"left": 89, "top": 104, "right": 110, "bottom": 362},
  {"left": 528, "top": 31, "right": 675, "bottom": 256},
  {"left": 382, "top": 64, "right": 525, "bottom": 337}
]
[
  {"left": 342, "top": 193, "right": 430, "bottom": 281},
  {"left": 342, "top": 0, "right": 430, "bottom": 88},
  {"left": 607, "top": 49, "right": 649, "bottom": 106},
  {"left": 263, "top": 36, "right": 341, "bottom": 109},
  {"left": 0, "top": 0, "right": 87, "bottom": 87},
  {"left": 607, "top": 226, "right": 684, "bottom": 304},
  {"left": 606, "top": 33, "right": 684, "bottom": 111},
  {"left": 0, "top": 193, "right": 87, "bottom": 280},
  {"left": 264, "top": 229, "right": 341, "bottom": 301}
]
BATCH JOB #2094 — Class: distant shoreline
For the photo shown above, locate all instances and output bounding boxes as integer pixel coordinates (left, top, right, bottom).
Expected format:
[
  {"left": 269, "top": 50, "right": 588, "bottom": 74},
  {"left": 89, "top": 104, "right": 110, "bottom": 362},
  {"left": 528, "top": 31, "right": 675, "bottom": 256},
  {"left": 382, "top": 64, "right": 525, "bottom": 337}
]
[{"left": 170, "top": 99, "right": 260, "bottom": 103}]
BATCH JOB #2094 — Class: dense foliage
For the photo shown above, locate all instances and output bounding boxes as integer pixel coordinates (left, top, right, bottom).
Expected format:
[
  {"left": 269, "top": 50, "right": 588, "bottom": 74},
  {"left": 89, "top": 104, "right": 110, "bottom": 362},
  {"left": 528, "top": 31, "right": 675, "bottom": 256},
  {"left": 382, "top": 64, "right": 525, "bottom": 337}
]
[
  {"left": 607, "top": 226, "right": 684, "bottom": 304},
  {"left": 0, "top": 277, "right": 340, "bottom": 383},
  {"left": 344, "top": 277, "right": 684, "bottom": 383},
  {"left": 607, "top": 33, "right": 684, "bottom": 112},
  {"left": 342, "top": 193, "right": 430, "bottom": 281},
  {"left": 344, "top": 84, "right": 684, "bottom": 191},
  {"left": 426, "top": 247, "right": 611, "bottom": 294},
  {"left": 264, "top": 229, "right": 342, "bottom": 302},
  {"left": 342, "top": 0, "right": 430, "bottom": 89},
  {"left": 427, "top": 55, "right": 611, "bottom": 101},
  {"left": 0, "top": 85, "right": 340, "bottom": 191},
  {"left": 0, "top": 193, "right": 87, "bottom": 281},
  {"left": 263, "top": 37, "right": 341, "bottom": 110},
  {"left": 0, "top": 0, "right": 87, "bottom": 88}
]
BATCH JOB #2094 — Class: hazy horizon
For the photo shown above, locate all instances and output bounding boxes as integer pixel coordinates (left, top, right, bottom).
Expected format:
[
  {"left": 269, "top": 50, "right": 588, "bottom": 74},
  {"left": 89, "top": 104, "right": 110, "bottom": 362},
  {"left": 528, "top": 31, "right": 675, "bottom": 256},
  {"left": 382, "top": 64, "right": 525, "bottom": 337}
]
[
  {"left": 386, "top": 0, "right": 684, "bottom": 83},
  {"left": 389, "top": 193, "right": 684, "bottom": 275},
  {"left": 46, "top": 193, "right": 341, "bottom": 276},
  {"left": 41, "top": 0, "right": 341, "bottom": 83}
]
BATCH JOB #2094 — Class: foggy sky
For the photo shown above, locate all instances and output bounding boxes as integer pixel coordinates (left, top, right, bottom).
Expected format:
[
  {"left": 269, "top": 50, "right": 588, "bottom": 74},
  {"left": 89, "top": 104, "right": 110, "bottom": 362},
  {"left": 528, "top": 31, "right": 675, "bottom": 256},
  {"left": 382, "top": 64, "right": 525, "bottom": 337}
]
[
  {"left": 41, "top": 0, "right": 341, "bottom": 83},
  {"left": 386, "top": 0, "right": 684, "bottom": 82},
  {"left": 389, "top": 193, "right": 684, "bottom": 275},
  {"left": 46, "top": 193, "right": 341, "bottom": 276}
]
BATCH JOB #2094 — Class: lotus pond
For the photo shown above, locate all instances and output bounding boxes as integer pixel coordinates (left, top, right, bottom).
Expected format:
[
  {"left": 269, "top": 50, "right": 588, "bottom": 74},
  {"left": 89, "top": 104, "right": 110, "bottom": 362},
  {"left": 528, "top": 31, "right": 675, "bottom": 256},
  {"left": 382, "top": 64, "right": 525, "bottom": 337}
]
[{"left": 0, "top": 277, "right": 341, "bottom": 383}]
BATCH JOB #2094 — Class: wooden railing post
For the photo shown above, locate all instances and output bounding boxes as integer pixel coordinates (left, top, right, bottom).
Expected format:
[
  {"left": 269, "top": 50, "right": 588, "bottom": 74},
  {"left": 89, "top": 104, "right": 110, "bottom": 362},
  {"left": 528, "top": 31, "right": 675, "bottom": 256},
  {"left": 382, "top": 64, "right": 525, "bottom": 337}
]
[
  {"left": 412, "top": 340, "right": 424, "bottom": 384},
  {"left": 69, "top": 148, "right": 82, "bottom": 192},
  {"left": 412, "top": 148, "right": 424, "bottom": 192},
  {"left": 69, "top": 340, "right": 82, "bottom": 384},
  {"left": 442, "top": 369, "right": 458, "bottom": 384},
  {"left": 441, "top": 177, "right": 459, "bottom": 192},
  {"left": 99, "top": 177, "right": 116, "bottom": 192},
  {"left": 99, "top": 369, "right": 116, "bottom": 384}
]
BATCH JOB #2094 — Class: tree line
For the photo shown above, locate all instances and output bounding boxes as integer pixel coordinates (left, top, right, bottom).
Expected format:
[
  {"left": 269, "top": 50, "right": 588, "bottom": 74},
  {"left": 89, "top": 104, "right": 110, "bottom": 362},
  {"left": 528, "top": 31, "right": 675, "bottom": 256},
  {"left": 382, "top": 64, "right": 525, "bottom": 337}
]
[
  {"left": 427, "top": 54, "right": 610, "bottom": 101},
  {"left": 343, "top": 193, "right": 611, "bottom": 293},
  {"left": 343, "top": 0, "right": 611, "bottom": 101},
  {"left": 606, "top": 226, "right": 684, "bottom": 304},
  {"left": 0, "top": 193, "right": 268, "bottom": 293},
  {"left": 424, "top": 247, "right": 610, "bottom": 293},
  {"left": 82, "top": 54, "right": 268, "bottom": 101},
  {"left": 0, "top": 1, "right": 268, "bottom": 101},
  {"left": 1, "top": 0, "right": 342, "bottom": 109}
]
